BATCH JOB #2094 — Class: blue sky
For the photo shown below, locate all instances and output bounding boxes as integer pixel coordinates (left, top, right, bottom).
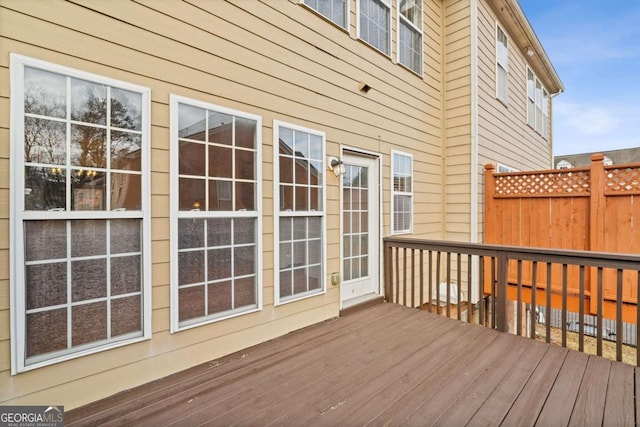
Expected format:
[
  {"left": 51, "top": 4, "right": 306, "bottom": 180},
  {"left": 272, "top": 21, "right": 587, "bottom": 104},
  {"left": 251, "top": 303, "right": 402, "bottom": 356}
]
[{"left": 518, "top": 0, "right": 640, "bottom": 155}]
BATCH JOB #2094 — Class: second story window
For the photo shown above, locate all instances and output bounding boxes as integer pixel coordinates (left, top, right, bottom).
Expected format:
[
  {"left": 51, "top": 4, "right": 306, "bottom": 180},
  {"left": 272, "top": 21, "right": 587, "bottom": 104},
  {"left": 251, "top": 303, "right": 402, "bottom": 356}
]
[
  {"left": 398, "top": 0, "right": 422, "bottom": 74},
  {"left": 527, "top": 68, "right": 550, "bottom": 139},
  {"left": 496, "top": 25, "right": 508, "bottom": 105},
  {"left": 359, "top": 0, "right": 391, "bottom": 55},
  {"left": 303, "top": 0, "right": 348, "bottom": 29}
]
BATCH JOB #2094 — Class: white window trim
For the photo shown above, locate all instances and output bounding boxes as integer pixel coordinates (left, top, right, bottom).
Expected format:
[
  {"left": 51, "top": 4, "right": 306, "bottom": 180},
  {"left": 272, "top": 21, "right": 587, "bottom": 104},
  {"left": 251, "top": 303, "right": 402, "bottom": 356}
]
[
  {"left": 10, "top": 54, "right": 152, "bottom": 374},
  {"left": 300, "top": 0, "right": 350, "bottom": 32},
  {"left": 169, "top": 95, "right": 263, "bottom": 333},
  {"left": 391, "top": 150, "right": 413, "bottom": 235},
  {"left": 495, "top": 23, "right": 509, "bottom": 106},
  {"left": 357, "top": 0, "right": 392, "bottom": 57},
  {"left": 273, "top": 120, "right": 327, "bottom": 306},
  {"left": 526, "top": 66, "right": 550, "bottom": 140},
  {"left": 496, "top": 163, "right": 519, "bottom": 173},
  {"left": 396, "top": 0, "right": 424, "bottom": 76}
]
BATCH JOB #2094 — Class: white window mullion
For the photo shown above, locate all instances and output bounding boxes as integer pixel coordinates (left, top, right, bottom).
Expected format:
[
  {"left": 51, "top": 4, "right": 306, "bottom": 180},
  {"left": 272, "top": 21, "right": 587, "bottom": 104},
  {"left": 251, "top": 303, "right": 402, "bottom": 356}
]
[
  {"left": 106, "top": 219, "right": 112, "bottom": 339},
  {"left": 66, "top": 76, "right": 72, "bottom": 213},
  {"left": 66, "top": 220, "right": 72, "bottom": 350},
  {"left": 106, "top": 87, "right": 112, "bottom": 212}
]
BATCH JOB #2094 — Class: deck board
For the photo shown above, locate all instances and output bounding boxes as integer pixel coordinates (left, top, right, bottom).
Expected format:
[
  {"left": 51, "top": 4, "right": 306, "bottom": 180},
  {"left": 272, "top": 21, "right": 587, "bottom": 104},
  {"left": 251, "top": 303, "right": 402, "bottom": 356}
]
[
  {"left": 430, "top": 338, "right": 535, "bottom": 426},
  {"left": 66, "top": 303, "right": 638, "bottom": 426},
  {"left": 500, "top": 345, "right": 568, "bottom": 427},
  {"left": 603, "top": 362, "right": 635, "bottom": 426},
  {"left": 568, "top": 355, "right": 611, "bottom": 426},
  {"left": 534, "top": 350, "right": 589, "bottom": 426}
]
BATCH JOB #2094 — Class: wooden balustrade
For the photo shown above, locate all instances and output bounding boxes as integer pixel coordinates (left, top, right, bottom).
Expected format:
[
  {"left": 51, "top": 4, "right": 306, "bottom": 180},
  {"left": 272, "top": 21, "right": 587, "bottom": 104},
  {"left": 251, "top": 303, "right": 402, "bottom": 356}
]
[{"left": 384, "top": 237, "right": 640, "bottom": 365}]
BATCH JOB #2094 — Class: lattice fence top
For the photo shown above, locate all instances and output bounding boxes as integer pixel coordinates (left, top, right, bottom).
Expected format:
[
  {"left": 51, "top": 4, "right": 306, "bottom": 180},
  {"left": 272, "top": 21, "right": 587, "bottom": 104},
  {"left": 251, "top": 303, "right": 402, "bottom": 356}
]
[
  {"left": 494, "top": 170, "right": 591, "bottom": 196},
  {"left": 606, "top": 166, "right": 640, "bottom": 193}
]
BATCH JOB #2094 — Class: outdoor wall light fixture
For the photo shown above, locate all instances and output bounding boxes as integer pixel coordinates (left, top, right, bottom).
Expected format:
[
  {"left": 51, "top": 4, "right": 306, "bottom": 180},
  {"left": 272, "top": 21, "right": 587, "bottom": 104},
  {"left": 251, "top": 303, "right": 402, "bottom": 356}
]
[
  {"left": 328, "top": 157, "right": 346, "bottom": 177},
  {"left": 525, "top": 47, "right": 534, "bottom": 57}
]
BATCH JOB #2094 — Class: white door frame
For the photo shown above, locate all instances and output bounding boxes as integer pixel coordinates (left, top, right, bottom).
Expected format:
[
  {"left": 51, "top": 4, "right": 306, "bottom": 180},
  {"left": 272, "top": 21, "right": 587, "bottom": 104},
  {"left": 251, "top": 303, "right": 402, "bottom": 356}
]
[{"left": 340, "top": 147, "right": 382, "bottom": 308}]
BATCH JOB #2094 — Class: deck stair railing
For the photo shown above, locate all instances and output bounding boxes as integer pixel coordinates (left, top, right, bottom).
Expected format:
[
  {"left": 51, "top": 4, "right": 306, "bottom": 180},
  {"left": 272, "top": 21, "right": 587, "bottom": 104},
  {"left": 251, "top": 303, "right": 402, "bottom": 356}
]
[{"left": 384, "top": 237, "right": 640, "bottom": 366}]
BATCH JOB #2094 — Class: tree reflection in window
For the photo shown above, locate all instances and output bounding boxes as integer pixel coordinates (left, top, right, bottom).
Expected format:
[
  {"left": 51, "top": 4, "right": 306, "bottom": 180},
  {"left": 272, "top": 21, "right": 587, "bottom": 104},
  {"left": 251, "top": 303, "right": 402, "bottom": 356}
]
[{"left": 23, "top": 67, "right": 142, "bottom": 212}]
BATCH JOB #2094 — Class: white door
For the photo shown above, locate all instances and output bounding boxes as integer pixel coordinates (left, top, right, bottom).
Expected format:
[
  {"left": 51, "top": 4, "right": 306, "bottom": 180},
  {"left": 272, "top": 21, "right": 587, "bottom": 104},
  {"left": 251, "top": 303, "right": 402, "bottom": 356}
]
[{"left": 341, "top": 153, "right": 380, "bottom": 304}]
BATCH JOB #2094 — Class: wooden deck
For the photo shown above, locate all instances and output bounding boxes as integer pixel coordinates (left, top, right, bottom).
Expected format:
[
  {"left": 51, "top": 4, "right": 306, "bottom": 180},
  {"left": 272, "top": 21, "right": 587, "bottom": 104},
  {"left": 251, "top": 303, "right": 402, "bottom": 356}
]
[{"left": 66, "top": 303, "right": 638, "bottom": 426}]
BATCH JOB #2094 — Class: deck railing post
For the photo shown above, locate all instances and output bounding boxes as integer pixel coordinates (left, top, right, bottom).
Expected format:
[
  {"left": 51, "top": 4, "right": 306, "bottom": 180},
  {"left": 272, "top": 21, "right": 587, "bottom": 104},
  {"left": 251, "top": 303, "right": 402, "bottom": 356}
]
[
  {"left": 384, "top": 241, "right": 392, "bottom": 302},
  {"left": 589, "top": 153, "right": 605, "bottom": 316},
  {"left": 484, "top": 164, "right": 496, "bottom": 245},
  {"left": 496, "top": 251, "right": 509, "bottom": 332}
]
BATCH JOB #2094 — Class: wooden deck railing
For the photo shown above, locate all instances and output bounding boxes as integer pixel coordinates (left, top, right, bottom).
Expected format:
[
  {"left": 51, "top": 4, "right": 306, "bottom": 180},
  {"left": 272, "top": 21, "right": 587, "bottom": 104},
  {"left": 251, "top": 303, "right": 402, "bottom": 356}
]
[{"left": 384, "top": 237, "right": 640, "bottom": 365}]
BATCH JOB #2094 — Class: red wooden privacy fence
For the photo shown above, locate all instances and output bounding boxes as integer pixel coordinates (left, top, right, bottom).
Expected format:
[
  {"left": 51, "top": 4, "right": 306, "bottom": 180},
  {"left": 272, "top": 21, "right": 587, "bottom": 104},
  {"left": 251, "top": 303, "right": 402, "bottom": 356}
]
[{"left": 484, "top": 154, "right": 640, "bottom": 323}]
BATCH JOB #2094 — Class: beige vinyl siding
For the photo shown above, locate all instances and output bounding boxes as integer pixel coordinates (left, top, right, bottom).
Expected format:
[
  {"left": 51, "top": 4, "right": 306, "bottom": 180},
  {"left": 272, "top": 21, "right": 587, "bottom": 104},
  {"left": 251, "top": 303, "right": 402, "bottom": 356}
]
[
  {"left": 0, "top": 46, "right": 10, "bottom": 388},
  {"left": 0, "top": 0, "right": 443, "bottom": 407},
  {"left": 443, "top": 0, "right": 472, "bottom": 242},
  {"left": 475, "top": 0, "right": 553, "bottom": 242},
  {"left": 476, "top": 0, "right": 552, "bottom": 170}
]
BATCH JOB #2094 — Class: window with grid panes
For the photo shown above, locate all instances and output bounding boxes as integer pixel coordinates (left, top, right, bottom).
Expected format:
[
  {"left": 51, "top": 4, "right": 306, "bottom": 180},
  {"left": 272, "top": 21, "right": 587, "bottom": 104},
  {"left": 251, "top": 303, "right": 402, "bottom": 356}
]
[
  {"left": 391, "top": 151, "right": 413, "bottom": 234},
  {"left": 303, "top": 0, "right": 348, "bottom": 29},
  {"left": 398, "top": 0, "right": 422, "bottom": 74},
  {"left": 359, "top": 0, "right": 391, "bottom": 55},
  {"left": 10, "top": 54, "right": 150, "bottom": 371},
  {"left": 342, "top": 164, "right": 369, "bottom": 281},
  {"left": 171, "top": 97, "right": 261, "bottom": 331},
  {"left": 274, "top": 121, "right": 325, "bottom": 303}
]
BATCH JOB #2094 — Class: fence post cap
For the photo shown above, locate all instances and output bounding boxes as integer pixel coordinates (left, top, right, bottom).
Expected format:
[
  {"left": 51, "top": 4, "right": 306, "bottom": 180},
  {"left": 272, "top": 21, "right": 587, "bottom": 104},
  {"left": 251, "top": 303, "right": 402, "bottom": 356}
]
[
  {"left": 485, "top": 164, "right": 495, "bottom": 171},
  {"left": 591, "top": 153, "right": 605, "bottom": 162}
]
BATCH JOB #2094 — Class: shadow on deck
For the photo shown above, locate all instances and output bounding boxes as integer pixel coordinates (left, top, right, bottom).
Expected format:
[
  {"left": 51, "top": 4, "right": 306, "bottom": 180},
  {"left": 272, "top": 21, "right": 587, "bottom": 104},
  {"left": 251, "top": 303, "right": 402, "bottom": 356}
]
[{"left": 66, "top": 303, "right": 637, "bottom": 426}]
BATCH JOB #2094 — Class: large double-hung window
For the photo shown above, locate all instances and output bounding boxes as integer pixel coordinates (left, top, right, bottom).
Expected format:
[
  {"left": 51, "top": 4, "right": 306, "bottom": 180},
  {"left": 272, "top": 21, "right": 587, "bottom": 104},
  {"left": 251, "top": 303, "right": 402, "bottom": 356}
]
[
  {"left": 398, "top": 0, "right": 423, "bottom": 74},
  {"left": 359, "top": 0, "right": 391, "bottom": 55},
  {"left": 274, "top": 121, "right": 325, "bottom": 304},
  {"left": 170, "top": 97, "right": 262, "bottom": 331},
  {"left": 10, "top": 54, "right": 151, "bottom": 372}
]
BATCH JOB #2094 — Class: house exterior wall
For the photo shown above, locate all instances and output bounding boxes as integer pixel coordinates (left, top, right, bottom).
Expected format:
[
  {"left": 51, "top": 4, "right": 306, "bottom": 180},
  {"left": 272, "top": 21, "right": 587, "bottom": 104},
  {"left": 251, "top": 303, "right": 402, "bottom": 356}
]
[
  {"left": 476, "top": 0, "right": 553, "bottom": 173},
  {"left": 475, "top": 0, "right": 554, "bottom": 242},
  {"left": 0, "top": 0, "right": 444, "bottom": 408},
  {"left": 443, "top": 0, "right": 473, "bottom": 242}
]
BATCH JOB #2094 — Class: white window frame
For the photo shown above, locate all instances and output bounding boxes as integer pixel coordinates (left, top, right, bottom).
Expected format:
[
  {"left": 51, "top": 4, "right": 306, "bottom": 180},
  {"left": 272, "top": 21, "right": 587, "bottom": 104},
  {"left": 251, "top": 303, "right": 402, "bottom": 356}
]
[
  {"left": 396, "top": 0, "right": 423, "bottom": 75},
  {"left": 497, "top": 164, "right": 519, "bottom": 173},
  {"left": 496, "top": 24, "right": 509, "bottom": 105},
  {"left": 301, "top": 0, "right": 350, "bottom": 31},
  {"left": 527, "top": 67, "right": 550, "bottom": 140},
  {"left": 357, "top": 0, "right": 392, "bottom": 56},
  {"left": 273, "top": 120, "right": 327, "bottom": 306},
  {"left": 10, "top": 54, "right": 152, "bottom": 373},
  {"left": 391, "top": 150, "right": 413, "bottom": 234},
  {"left": 169, "top": 95, "right": 263, "bottom": 333},
  {"left": 542, "top": 88, "right": 549, "bottom": 139}
]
